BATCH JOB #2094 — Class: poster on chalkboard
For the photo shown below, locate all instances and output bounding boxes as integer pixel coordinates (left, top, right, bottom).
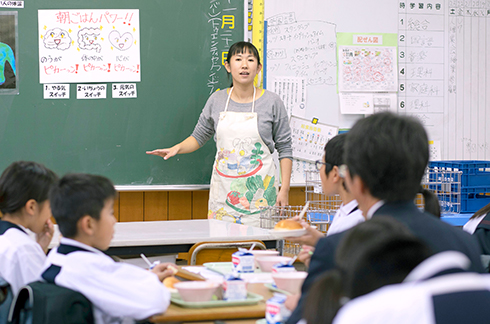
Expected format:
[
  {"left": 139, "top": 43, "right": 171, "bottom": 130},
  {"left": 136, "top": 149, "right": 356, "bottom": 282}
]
[
  {"left": 38, "top": 9, "right": 140, "bottom": 84},
  {"left": 0, "top": 11, "right": 18, "bottom": 94},
  {"left": 289, "top": 115, "right": 338, "bottom": 162}
]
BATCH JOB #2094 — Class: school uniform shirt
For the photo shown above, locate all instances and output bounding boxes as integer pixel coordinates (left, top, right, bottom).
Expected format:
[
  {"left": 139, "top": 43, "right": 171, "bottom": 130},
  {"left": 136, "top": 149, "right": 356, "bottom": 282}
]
[
  {"left": 463, "top": 213, "right": 490, "bottom": 255},
  {"left": 333, "top": 251, "right": 490, "bottom": 324},
  {"left": 0, "top": 220, "right": 46, "bottom": 295},
  {"left": 326, "top": 200, "right": 364, "bottom": 236},
  {"left": 286, "top": 200, "right": 483, "bottom": 324},
  {"left": 39, "top": 238, "right": 170, "bottom": 324}
]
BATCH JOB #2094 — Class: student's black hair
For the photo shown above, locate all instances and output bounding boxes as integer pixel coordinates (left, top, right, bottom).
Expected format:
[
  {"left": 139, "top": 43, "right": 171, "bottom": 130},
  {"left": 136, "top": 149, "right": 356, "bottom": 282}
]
[
  {"left": 419, "top": 186, "right": 441, "bottom": 218},
  {"left": 225, "top": 41, "right": 261, "bottom": 87},
  {"left": 344, "top": 112, "right": 429, "bottom": 202},
  {"left": 345, "top": 234, "right": 433, "bottom": 299},
  {"left": 0, "top": 161, "right": 58, "bottom": 215},
  {"left": 323, "top": 133, "right": 347, "bottom": 177},
  {"left": 50, "top": 173, "right": 116, "bottom": 238}
]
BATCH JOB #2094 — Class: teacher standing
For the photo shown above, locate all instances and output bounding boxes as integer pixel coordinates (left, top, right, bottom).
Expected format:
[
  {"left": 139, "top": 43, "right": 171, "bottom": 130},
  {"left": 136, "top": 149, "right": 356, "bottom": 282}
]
[{"left": 147, "top": 42, "right": 292, "bottom": 227}]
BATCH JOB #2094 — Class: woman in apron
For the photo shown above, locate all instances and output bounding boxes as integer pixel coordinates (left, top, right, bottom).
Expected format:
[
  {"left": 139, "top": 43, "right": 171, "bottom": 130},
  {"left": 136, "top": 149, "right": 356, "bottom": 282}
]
[{"left": 147, "top": 42, "right": 292, "bottom": 227}]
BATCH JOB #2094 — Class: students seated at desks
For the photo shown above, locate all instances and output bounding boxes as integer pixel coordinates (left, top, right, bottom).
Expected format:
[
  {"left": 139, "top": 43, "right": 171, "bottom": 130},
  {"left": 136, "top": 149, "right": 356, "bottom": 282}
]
[
  {"left": 0, "top": 161, "right": 58, "bottom": 295},
  {"left": 303, "top": 217, "right": 429, "bottom": 324},
  {"left": 286, "top": 112, "right": 484, "bottom": 324},
  {"left": 333, "top": 250, "right": 490, "bottom": 324},
  {"left": 40, "top": 173, "right": 174, "bottom": 324}
]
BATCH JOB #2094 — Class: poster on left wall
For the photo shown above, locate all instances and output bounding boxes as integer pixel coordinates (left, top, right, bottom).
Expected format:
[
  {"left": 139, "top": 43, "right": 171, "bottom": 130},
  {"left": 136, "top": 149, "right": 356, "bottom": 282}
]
[{"left": 0, "top": 11, "right": 18, "bottom": 94}]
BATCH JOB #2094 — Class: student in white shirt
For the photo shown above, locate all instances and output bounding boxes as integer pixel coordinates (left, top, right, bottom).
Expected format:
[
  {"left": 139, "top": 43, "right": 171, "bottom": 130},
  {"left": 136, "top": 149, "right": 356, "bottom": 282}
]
[
  {"left": 283, "top": 134, "right": 364, "bottom": 312},
  {"left": 0, "top": 161, "right": 58, "bottom": 295},
  {"left": 290, "top": 133, "right": 365, "bottom": 265},
  {"left": 40, "top": 173, "right": 174, "bottom": 324}
]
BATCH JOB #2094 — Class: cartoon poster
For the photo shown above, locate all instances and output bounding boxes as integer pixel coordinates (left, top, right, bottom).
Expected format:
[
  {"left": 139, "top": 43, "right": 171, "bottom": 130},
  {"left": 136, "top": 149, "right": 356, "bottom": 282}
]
[
  {"left": 38, "top": 9, "right": 140, "bottom": 83},
  {"left": 0, "top": 11, "right": 18, "bottom": 94},
  {"left": 338, "top": 45, "right": 397, "bottom": 92},
  {"left": 289, "top": 116, "right": 338, "bottom": 162}
]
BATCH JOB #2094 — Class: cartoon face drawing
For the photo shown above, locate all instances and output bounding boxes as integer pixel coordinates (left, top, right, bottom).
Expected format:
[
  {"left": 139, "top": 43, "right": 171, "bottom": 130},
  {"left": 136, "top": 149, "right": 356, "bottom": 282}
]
[
  {"left": 77, "top": 27, "right": 102, "bottom": 53},
  {"left": 108, "top": 31, "right": 134, "bottom": 51},
  {"left": 43, "top": 28, "right": 71, "bottom": 50}
]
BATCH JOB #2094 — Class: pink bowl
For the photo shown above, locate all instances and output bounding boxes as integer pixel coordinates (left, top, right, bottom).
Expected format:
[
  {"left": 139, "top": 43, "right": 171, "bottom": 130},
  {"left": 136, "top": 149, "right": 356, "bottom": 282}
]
[
  {"left": 272, "top": 271, "right": 308, "bottom": 294},
  {"left": 255, "top": 256, "right": 292, "bottom": 272},
  {"left": 173, "top": 281, "right": 220, "bottom": 302},
  {"left": 250, "top": 250, "right": 280, "bottom": 269}
]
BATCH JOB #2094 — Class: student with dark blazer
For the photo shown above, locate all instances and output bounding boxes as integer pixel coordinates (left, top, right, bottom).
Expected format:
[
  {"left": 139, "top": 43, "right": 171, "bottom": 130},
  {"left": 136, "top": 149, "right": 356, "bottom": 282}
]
[{"left": 286, "top": 112, "right": 484, "bottom": 324}]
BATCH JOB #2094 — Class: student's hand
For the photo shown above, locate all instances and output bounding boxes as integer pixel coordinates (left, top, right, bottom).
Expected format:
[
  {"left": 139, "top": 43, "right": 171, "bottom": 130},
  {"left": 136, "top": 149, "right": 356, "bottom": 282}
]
[
  {"left": 150, "top": 263, "right": 178, "bottom": 282},
  {"left": 297, "top": 245, "right": 314, "bottom": 268},
  {"left": 36, "top": 218, "right": 54, "bottom": 254},
  {"left": 276, "top": 189, "right": 289, "bottom": 207},
  {"left": 146, "top": 145, "right": 180, "bottom": 160},
  {"left": 285, "top": 216, "right": 325, "bottom": 246},
  {"left": 285, "top": 293, "right": 301, "bottom": 311}
]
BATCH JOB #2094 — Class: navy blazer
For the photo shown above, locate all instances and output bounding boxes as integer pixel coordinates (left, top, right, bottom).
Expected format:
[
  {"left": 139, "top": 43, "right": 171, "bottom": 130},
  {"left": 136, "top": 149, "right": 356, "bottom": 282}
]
[
  {"left": 473, "top": 212, "right": 490, "bottom": 255},
  {"left": 286, "top": 201, "right": 484, "bottom": 324}
]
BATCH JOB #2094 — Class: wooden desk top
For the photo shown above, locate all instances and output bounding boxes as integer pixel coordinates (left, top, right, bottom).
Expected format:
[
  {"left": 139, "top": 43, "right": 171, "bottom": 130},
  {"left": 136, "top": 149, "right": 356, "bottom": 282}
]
[{"left": 150, "top": 283, "right": 273, "bottom": 323}]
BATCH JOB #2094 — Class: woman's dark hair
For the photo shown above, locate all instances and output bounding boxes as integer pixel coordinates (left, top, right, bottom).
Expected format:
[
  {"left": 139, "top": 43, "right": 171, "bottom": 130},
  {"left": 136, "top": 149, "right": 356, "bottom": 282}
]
[
  {"left": 419, "top": 186, "right": 441, "bottom": 218},
  {"left": 0, "top": 161, "right": 58, "bottom": 215},
  {"left": 50, "top": 173, "right": 116, "bottom": 238},
  {"left": 225, "top": 41, "right": 261, "bottom": 87},
  {"left": 470, "top": 202, "right": 490, "bottom": 220}
]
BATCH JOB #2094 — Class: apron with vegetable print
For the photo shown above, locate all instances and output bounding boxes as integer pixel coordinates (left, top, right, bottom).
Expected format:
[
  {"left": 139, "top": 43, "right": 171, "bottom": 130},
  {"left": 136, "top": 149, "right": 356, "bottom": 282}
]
[{"left": 208, "top": 87, "right": 278, "bottom": 227}]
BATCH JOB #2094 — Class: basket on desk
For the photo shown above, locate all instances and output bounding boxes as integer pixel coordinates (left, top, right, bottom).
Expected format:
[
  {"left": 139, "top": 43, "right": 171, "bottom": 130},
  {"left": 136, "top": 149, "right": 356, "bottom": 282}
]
[{"left": 259, "top": 205, "right": 335, "bottom": 255}]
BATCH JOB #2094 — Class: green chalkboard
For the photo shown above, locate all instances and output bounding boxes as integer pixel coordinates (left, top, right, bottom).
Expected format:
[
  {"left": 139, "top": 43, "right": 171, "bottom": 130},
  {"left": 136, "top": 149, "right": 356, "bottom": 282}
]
[{"left": 0, "top": 0, "right": 244, "bottom": 185}]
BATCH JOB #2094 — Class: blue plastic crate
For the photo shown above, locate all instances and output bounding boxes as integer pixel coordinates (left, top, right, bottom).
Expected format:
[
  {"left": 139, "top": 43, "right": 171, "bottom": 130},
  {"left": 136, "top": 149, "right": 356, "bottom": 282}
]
[
  {"left": 459, "top": 186, "right": 490, "bottom": 213},
  {"left": 429, "top": 161, "right": 490, "bottom": 187}
]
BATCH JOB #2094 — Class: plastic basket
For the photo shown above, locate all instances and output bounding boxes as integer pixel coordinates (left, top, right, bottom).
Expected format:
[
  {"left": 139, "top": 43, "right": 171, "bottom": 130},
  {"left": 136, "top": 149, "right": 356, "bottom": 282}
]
[
  {"left": 429, "top": 161, "right": 490, "bottom": 187},
  {"left": 459, "top": 186, "right": 490, "bottom": 213}
]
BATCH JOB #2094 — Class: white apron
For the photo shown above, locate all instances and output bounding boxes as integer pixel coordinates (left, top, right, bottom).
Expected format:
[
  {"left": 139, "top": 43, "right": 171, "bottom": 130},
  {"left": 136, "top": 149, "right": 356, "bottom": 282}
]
[{"left": 208, "top": 87, "right": 278, "bottom": 227}]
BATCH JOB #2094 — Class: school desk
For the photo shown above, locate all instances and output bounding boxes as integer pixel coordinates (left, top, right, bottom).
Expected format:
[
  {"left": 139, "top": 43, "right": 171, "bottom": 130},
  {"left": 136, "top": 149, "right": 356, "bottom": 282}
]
[
  {"left": 48, "top": 219, "right": 278, "bottom": 256},
  {"left": 150, "top": 282, "right": 273, "bottom": 323}
]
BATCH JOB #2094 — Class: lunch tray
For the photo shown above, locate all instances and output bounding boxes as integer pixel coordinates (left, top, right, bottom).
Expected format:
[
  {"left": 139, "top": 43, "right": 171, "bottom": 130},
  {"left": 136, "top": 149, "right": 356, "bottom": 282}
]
[{"left": 170, "top": 292, "right": 263, "bottom": 308}]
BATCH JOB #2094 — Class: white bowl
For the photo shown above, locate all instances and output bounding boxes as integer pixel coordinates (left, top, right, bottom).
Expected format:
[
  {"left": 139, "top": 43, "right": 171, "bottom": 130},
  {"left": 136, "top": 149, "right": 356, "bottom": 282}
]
[
  {"left": 255, "top": 256, "right": 292, "bottom": 272},
  {"left": 272, "top": 271, "right": 308, "bottom": 294},
  {"left": 249, "top": 250, "right": 280, "bottom": 269},
  {"left": 173, "top": 281, "right": 220, "bottom": 302}
]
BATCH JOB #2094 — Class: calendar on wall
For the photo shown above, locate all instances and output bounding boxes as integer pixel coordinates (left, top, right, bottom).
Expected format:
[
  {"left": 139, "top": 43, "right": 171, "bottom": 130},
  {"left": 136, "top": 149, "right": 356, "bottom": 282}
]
[{"left": 289, "top": 115, "right": 339, "bottom": 162}]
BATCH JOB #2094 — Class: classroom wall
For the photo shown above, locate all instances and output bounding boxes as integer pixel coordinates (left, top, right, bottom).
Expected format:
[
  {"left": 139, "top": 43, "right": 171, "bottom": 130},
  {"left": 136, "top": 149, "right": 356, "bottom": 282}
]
[{"left": 115, "top": 188, "right": 307, "bottom": 222}]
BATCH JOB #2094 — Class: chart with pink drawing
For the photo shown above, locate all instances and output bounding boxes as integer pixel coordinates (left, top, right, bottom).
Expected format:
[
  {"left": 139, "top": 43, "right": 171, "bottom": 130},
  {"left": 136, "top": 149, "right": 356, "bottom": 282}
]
[
  {"left": 338, "top": 46, "right": 397, "bottom": 92},
  {"left": 38, "top": 9, "right": 140, "bottom": 83}
]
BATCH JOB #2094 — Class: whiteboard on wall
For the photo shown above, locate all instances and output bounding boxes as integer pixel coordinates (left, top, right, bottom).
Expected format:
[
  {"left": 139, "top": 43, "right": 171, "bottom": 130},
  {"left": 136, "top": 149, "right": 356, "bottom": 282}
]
[{"left": 266, "top": 0, "right": 490, "bottom": 186}]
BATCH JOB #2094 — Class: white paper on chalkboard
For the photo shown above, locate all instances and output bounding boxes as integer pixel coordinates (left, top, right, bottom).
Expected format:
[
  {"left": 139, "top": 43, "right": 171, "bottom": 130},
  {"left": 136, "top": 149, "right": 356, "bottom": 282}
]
[
  {"left": 289, "top": 115, "right": 338, "bottom": 162},
  {"left": 339, "top": 92, "right": 373, "bottom": 114},
  {"left": 272, "top": 76, "right": 307, "bottom": 118}
]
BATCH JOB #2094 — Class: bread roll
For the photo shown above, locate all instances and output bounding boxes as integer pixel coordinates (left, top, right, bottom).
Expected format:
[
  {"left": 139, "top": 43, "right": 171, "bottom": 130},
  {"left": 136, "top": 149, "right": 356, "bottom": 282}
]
[
  {"left": 163, "top": 276, "right": 180, "bottom": 289},
  {"left": 274, "top": 219, "right": 303, "bottom": 230}
]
